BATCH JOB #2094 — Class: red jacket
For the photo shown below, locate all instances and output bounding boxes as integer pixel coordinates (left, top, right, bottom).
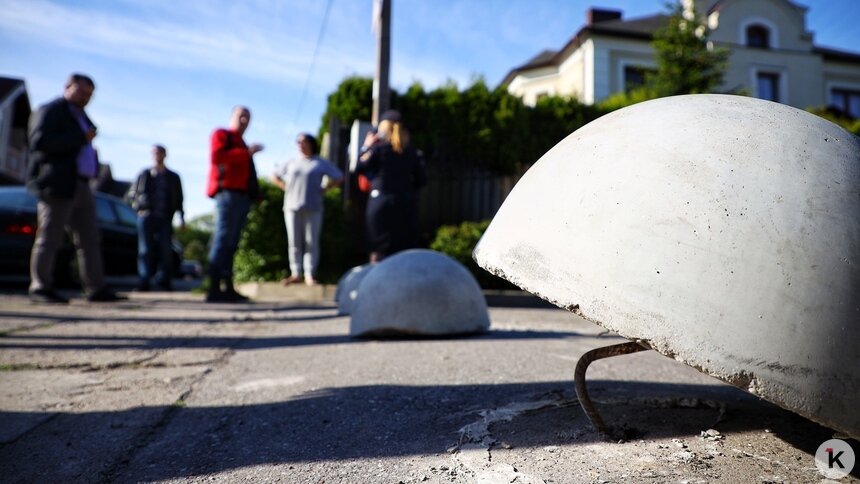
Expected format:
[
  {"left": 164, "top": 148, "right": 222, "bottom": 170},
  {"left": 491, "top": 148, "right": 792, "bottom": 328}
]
[{"left": 206, "top": 128, "right": 256, "bottom": 197}]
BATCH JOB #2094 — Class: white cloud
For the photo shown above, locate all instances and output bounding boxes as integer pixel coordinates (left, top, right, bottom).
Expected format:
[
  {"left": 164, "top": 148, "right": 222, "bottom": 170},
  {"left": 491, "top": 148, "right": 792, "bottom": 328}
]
[{"left": 0, "top": 0, "right": 372, "bottom": 86}]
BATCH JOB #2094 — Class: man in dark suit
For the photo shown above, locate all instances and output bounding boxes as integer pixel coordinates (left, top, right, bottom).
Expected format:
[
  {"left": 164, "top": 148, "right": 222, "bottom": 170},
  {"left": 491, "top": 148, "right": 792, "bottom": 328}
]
[
  {"left": 27, "top": 73, "right": 125, "bottom": 303},
  {"left": 127, "top": 144, "right": 185, "bottom": 291}
]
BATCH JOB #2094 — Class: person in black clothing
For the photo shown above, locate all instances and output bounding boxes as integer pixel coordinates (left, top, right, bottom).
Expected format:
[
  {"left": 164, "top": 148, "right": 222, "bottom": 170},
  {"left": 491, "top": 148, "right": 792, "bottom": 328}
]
[
  {"left": 127, "top": 144, "right": 185, "bottom": 291},
  {"left": 356, "top": 110, "right": 427, "bottom": 262}
]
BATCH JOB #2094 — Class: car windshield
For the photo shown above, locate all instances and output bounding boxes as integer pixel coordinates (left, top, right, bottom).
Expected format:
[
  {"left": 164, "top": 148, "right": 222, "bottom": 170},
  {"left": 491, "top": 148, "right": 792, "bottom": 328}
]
[
  {"left": 114, "top": 201, "right": 138, "bottom": 228},
  {"left": 94, "top": 198, "right": 116, "bottom": 224}
]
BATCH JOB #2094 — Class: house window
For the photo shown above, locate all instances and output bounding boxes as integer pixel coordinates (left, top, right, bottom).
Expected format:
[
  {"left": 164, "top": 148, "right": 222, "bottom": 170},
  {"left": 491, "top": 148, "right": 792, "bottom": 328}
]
[
  {"left": 757, "top": 72, "right": 780, "bottom": 102},
  {"left": 624, "top": 66, "right": 646, "bottom": 92},
  {"left": 829, "top": 88, "right": 860, "bottom": 119},
  {"left": 623, "top": 66, "right": 653, "bottom": 92},
  {"left": 746, "top": 25, "right": 770, "bottom": 49}
]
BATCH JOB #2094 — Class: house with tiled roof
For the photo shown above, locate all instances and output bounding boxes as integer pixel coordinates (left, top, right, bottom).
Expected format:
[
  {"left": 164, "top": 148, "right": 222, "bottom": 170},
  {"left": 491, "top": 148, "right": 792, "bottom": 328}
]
[{"left": 502, "top": 0, "right": 860, "bottom": 118}]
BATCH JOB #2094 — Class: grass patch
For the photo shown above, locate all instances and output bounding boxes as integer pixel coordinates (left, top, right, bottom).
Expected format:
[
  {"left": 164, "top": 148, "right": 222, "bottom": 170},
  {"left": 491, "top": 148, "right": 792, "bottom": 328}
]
[{"left": 0, "top": 363, "right": 40, "bottom": 371}]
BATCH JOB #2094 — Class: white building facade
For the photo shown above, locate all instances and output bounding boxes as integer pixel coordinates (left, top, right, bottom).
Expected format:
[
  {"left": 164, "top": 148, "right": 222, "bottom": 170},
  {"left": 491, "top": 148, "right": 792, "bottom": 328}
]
[{"left": 503, "top": 0, "right": 860, "bottom": 118}]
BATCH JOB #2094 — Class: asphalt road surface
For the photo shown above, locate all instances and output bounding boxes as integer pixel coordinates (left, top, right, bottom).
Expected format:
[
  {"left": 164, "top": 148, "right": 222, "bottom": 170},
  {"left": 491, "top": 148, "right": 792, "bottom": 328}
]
[{"left": 0, "top": 286, "right": 856, "bottom": 483}]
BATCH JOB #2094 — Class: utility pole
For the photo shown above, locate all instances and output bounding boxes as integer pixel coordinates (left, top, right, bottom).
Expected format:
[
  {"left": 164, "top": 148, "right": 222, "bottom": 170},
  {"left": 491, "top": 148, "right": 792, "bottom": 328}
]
[{"left": 372, "top": 0, "right": 391, "bottom": 125}]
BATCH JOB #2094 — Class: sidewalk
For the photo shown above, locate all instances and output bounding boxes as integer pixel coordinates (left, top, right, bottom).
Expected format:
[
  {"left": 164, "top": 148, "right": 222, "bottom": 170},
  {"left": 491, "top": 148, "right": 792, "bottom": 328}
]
[{"left": 0, "top": 286, "right": 855, "bottom": 483}]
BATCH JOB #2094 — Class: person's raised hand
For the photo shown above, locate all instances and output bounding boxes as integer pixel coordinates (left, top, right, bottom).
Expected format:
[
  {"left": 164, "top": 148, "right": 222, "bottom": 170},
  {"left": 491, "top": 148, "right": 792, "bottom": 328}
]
[{"left": 363, "top": 132, "right": 379, "bottom": 149}]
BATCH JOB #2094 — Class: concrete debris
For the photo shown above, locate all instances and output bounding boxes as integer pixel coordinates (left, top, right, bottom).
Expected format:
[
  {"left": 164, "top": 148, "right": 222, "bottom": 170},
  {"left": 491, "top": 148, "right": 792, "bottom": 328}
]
[
  {"left": 700, "top": 428, "right": 725, "bottom": 442},
  {"left": 456, "top": 397, "right": 565, "bottom": 449},
  {"left": 671, "top": 450, "right": 697, "bottom": 463}
]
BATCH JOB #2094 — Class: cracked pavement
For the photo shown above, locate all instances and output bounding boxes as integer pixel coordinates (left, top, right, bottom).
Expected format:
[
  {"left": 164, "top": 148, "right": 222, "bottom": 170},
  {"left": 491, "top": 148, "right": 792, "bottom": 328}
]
[{"left": 0, "top": 285, "right": 857, "bottom": 483}]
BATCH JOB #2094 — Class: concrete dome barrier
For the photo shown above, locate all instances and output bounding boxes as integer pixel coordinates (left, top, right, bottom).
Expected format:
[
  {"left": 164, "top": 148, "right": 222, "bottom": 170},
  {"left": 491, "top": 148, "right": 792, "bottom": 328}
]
[
  {"left": 473, "top": 94, "right": 860, "bottom": 438},
  {"left": 335, "top": 264, "right": 375, "bottom": 315},
  {"left": 350, "top": 249, "right": 490, "bottom": 337}
]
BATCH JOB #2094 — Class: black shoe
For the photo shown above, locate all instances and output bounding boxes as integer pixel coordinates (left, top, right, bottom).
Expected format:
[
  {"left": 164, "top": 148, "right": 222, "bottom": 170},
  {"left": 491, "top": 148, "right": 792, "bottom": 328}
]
[
  {"left": 29, "top": 288, "right": 69, "bottom": 304},
  {"left": 87, "top": 287, "right": 127, "bottom": 302},
  {"left": 156, "top": 281, "right": 172, "bottom": 291},
  {"left": 224, "top": 289, "right": 250, "bottom": 302},
  {"left": 135, "top": 282, "right": 151, "bottom": 292}
]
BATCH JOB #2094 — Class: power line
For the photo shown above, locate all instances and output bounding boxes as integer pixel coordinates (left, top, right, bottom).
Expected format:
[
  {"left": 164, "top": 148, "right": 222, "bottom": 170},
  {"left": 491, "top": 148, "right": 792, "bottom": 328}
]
[{"left": 294, "top": 0, "right": 335, "bottom": 123}]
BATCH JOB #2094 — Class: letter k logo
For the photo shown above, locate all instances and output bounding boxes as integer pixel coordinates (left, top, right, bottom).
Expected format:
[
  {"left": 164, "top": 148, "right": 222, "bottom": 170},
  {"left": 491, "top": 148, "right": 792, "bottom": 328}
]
[
  {"left": 827, "top": 448, "right": 845, "bottom": 469},
  {"left": 817, "top": 439, "right": 854, "bottom": 478}
]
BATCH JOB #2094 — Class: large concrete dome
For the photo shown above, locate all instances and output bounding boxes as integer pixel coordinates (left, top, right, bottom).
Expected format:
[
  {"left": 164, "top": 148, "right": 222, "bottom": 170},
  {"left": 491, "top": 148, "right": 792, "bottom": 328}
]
[
  {"left": 350, "top": 249, "right": 490, "bottom": 337},
  {"left": 335, "top": 264, "right": 375, "bottom": 315},
  {"left": 473, "top": 94, "right": 860, "bottom": 438}
]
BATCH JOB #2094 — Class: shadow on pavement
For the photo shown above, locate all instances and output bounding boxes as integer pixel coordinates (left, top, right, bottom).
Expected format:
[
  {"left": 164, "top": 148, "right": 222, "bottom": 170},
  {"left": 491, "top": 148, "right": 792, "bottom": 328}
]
[
  {"left": 0, "top": 306, "right": 342, "bottom": 326},
  {"left": 3, "top": 380, "right": 844, "bottom": 483},
  {"left": 484, "top": 292, "right": 557, "bottom": 309},
  {"left": 0, "top": 328, "right": 585, "bottom": 352}
]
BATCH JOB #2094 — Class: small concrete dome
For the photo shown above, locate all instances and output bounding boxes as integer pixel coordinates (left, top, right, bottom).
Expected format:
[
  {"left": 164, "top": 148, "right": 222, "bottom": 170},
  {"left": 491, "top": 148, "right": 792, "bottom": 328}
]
[
  {"left": 350, "top": 249, "right": 490, "bottom": 337},
  {"left": 473, "top": 94, "right": 860, "bottom": 439},
  {"left": 335, "top": 264, "right": 375, "bottom": 315}
]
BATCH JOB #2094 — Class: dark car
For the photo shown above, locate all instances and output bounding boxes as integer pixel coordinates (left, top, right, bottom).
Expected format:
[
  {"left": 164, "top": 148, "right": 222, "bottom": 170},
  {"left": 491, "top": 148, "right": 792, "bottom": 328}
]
[{"left": 0, "top": 185, "right": 182, "bottom": 285}]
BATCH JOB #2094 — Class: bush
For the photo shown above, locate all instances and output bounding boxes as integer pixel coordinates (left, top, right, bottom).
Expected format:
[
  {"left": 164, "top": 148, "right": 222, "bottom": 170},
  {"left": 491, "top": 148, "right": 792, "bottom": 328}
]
[
  {"left": 232, "top": 179, "right": 350, "bottom": 283},
  {"left": 174, "top": 214, "right": 213, "bottom": 270},
  {"left": 429, "top": 220, "right": 515, "bottom": 290},
  {"left": 322, "top": 77, "right": 604, "bottom": 176},
  {"left": 234, "top": 179, "right": 288, "bottom": 282},
  {"left": 316, "top": 187, "right": 350, "bottom": 283},
  {"left": 597, "top": 87, "right": 659, "bottom": 111},
  {"left": 807, "top": 107, "right": 860, "bottom": 135}
]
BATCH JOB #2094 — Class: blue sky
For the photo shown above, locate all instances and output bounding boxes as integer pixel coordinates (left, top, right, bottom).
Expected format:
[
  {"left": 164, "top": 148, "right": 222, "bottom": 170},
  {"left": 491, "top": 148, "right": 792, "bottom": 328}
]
[{"left": 1, "top": 0, "right": 858, "bottom": 219}]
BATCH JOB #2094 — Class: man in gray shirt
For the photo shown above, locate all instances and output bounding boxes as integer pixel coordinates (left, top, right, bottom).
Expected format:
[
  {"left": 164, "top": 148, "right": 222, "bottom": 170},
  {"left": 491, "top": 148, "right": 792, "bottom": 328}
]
[{"left": 271, "top": 133, "right": 343, "bottom": 285}]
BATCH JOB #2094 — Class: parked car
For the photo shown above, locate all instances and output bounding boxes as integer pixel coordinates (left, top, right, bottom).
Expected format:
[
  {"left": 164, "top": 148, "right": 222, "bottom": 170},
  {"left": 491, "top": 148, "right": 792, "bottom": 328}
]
[{"left": 0, "top": 186, "right": 182, "bottom": 285}]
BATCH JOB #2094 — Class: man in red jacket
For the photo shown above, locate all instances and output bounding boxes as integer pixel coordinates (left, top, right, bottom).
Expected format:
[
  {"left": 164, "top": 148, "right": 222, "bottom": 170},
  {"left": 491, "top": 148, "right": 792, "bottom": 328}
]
[{"left": 205, "top": 106, "right": 263, "bottom": 302}]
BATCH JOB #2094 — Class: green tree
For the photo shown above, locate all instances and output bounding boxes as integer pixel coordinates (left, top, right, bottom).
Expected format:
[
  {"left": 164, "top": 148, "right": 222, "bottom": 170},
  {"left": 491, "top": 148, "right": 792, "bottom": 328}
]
[
  {"left": 320, "top": 76, "right": 373, "bottom": 137},
  {"left": 323, "top": 76, "right": 593, "bottom": 175},
  {"left": 530, "top": 95, "right": 602, "bottom": 163},
  {"left": 648, "top": 0, "right": 729, "bottom": 97}
]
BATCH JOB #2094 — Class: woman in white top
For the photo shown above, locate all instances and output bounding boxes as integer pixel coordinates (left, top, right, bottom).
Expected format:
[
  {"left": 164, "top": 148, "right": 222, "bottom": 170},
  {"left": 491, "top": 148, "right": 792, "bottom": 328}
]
[{"left": 271, "top": 133, "right": 343, "bottom": 285}]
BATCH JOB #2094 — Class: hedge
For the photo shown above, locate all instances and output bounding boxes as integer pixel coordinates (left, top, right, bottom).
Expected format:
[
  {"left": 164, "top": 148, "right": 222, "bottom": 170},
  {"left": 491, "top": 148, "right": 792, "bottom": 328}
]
[{"left": 429, "top": 220, "right": 515, "bottom": 290}]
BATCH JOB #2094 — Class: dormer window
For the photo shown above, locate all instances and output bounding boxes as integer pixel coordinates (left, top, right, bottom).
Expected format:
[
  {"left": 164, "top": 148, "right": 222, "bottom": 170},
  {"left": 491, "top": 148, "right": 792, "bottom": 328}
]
[{"left": 746, "top": 24, "right": 771, "bottom": 48}]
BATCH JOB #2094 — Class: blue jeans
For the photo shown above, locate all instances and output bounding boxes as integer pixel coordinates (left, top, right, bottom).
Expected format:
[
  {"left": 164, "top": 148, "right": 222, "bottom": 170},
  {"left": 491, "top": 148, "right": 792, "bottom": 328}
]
[
  {"left": 137, "top": 213, "right": 173, "bottom": 285},
  {"left": 208, "top": 190, "right": 251, "bottom": 283}
]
